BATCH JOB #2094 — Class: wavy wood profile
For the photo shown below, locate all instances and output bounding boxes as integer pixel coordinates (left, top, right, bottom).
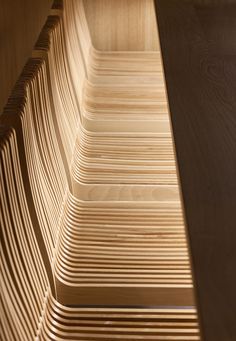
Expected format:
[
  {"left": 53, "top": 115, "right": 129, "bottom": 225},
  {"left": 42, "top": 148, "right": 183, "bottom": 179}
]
[{"left": 0, "top": 0, "right": 200, "bottom": 339}]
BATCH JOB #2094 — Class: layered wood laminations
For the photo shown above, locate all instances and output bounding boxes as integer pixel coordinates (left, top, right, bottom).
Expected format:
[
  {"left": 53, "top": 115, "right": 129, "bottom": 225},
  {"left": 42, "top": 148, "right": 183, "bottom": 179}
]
[
  {"left": 0, "top": 0, "right": 53, "bottom": 114},
  {"left": 1, "top": 0, "right": 201, "bottom": 339},
  {"left": 155, "top": 1, "right": 236, "bottom": 340}
]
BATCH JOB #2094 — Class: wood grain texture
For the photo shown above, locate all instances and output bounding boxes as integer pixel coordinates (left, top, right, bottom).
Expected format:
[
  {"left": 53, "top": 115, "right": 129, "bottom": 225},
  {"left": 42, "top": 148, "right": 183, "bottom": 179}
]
[
  {"left": 155, "top": 1, "right": 236, "bottom": 340},
  {"left": 83, "top": 0, "right": 159, "bottom": 51},
  {"left": 1, "top": 0, "right": 200, "bottom": 339},
  {"left": 0, "top": 0, "right": 53, "bottom": 114}
]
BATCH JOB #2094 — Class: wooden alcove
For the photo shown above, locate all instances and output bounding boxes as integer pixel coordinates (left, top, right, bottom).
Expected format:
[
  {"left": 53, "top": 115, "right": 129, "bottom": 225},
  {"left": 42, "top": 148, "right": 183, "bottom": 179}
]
[{"left": 0, "top": 1, "right": 201, "bottom": 340}]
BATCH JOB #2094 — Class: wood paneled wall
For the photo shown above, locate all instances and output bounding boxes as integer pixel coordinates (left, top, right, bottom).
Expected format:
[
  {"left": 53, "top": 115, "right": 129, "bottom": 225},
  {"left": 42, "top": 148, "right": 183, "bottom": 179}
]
[
  {"left": 156, "top": 1, "right": 236, "bottom": 340},
  {"left": 0, "top": 0, "right": 53, "bottom": 114},
  {"left": 83, "top": 0, "right": 159, "bottom": 51}
]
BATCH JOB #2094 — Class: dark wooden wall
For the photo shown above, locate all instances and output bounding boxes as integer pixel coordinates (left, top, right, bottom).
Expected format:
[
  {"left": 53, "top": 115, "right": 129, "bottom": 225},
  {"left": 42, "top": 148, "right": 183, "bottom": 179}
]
[
  {"left": 0, "top": 0, "right": 53, "bottom": 113},
  {"left": 155, "top": 1, "right": 236, "bottom": 340}
]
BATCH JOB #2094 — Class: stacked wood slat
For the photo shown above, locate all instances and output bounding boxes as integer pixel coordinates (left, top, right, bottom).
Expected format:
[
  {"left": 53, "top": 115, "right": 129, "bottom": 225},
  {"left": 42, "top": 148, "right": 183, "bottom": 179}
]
[{"left": 0, "top": 0, "right": 200, "bottom": 339}]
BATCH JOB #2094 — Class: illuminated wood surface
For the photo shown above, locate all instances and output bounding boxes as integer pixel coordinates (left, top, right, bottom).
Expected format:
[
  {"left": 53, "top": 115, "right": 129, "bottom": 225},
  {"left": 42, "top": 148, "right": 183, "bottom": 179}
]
[
  {"left": 0, "top": 0, "right": 200, "bottom": 339},
  {"left": 83, "top": 0, "right": 159, "bottom": 51}
]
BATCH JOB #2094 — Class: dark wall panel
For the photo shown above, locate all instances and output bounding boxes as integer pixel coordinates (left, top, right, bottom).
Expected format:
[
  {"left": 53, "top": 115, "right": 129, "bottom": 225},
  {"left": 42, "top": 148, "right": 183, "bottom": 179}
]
[
  {"left": 0, "top": 0, "right": 53, "bottom": 113},
  {"left": 155, "top": 1, "right": 236, "bottom": 340}
]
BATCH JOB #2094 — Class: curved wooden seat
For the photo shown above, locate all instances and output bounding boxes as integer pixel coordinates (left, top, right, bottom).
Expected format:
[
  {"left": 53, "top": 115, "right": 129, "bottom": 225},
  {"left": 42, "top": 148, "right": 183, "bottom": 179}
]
[
  {"left": 54, "top": 193, "right": 193, "bottom": 306},
  {"left": 41, "top": 295, "right": 200, "bottom": 341},
  {"left": 0, "top": 0, "right": 200, "bottom": 339},
  {"left": 0, "top": 130, "right": 199, "bottom": 340}
]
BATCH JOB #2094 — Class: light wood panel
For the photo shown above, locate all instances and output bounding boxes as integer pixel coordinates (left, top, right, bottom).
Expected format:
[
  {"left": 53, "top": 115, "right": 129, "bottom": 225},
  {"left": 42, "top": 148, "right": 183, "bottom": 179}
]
[{"left": 83, "top": 0, "right": 159, "bottom": 51}]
